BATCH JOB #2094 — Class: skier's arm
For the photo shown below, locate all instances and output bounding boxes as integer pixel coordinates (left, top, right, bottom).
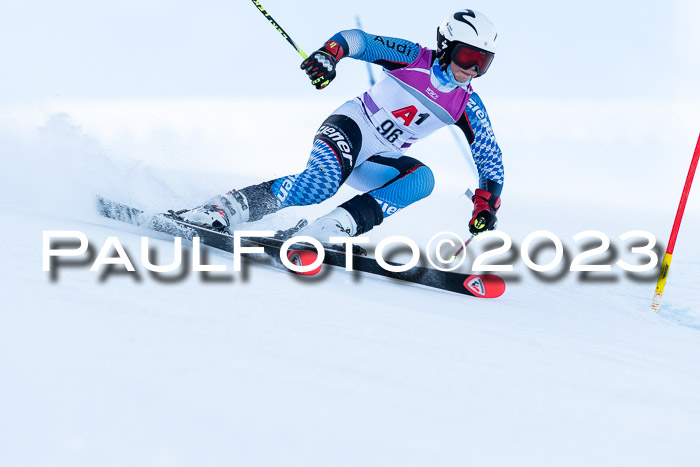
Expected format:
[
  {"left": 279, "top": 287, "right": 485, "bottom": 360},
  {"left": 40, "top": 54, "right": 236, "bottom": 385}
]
[
  {"left": 329, "top": 29, "right": 420, "bottom": 69},
  {"left": 454, "top": 92, "right": 504, "bottom": 234},
  {"left": 301, "top": 29, "right": 419, "bottom": 89}
]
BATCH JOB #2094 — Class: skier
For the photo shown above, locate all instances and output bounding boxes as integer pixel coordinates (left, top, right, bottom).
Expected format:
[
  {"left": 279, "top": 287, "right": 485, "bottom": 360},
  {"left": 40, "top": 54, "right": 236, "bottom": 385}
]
[{"left": 178, "top": 9, "right": 503, "bottom": 244}]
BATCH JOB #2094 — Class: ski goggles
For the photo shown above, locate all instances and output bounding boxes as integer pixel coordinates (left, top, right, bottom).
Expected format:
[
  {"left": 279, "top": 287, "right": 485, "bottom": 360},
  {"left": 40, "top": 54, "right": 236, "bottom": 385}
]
[{"left": 450, "top": 43, "right": 494, "bottom": 77}]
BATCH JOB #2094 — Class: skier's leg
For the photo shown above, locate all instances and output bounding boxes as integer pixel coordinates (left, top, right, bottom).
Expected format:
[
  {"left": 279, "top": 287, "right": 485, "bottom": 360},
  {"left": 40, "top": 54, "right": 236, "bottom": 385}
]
[
  {"left": 178, "top": 114, "right": 363, "bottom": 231},
  {"left": 298, "top": 155, "right": 435, "bottom": 240},
  {"left": 269, "top": 113, "right": 361, "bottom": 208},
  {"left": 357, "top": 155, "right": 435, "bottom": 218}
]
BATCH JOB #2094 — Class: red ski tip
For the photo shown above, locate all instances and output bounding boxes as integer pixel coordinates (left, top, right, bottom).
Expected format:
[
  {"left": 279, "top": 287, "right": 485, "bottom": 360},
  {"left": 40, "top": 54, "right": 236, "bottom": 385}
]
[
  {"left": 463, "top": 274, "right": 506, "bottom": 298},
  {"left": 287, "top": 250, "right": 323, "bottom": 276}
]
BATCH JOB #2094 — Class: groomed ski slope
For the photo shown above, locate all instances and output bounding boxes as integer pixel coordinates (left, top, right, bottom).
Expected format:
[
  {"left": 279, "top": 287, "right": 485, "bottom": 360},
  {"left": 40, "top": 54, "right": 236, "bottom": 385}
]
[{"left": 1, "top": 99, "right": 699, "bottom": 466}]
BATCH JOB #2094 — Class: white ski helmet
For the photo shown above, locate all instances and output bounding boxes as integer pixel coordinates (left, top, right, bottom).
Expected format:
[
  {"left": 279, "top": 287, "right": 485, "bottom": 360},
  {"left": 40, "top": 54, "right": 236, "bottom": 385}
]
[{"left": 437, "top": 9, "right": 498, "bottom": 76}]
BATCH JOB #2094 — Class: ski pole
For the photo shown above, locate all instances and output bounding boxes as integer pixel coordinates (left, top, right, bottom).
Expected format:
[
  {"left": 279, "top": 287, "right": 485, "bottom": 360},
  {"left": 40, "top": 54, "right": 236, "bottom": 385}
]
[
  {"left": 449, "top": 188, "right": 477, "bottom": 262},
  {"left": 449, "top": 234, "right": 475, "bottom": 262},
  {"left": 651, "top": 133, "right": 700, "bottom": 311},
  {"left": 251, "top": 0, "right": 308, "bottom": 59}
]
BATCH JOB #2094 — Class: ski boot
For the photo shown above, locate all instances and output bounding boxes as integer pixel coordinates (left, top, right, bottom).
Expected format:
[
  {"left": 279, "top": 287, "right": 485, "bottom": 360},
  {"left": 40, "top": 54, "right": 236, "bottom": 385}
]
[
  {"left": 174, "top": 191, "right": 250, "bottom": 233},
  {"left": 295, "top": 207, "right": 357, "bottom": 242},
  {"left": 293, "top": 207, "right": 367, "bottom": 256}
]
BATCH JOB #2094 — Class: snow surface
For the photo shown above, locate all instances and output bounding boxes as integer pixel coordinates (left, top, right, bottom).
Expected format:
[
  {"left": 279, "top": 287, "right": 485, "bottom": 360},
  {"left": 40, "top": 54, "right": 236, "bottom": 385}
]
[{"left": 1, "top": 98, "right": 699, "bottom": 467}]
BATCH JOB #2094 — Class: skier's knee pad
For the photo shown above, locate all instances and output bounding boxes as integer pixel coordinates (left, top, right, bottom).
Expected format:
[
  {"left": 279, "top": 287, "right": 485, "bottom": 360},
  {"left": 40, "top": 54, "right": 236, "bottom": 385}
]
[
  {"left": 314, "top": 114, "right": 362, "bottom": 185},
  {"left": 368, "top": 163, "right": 435, "bottom": 217}
]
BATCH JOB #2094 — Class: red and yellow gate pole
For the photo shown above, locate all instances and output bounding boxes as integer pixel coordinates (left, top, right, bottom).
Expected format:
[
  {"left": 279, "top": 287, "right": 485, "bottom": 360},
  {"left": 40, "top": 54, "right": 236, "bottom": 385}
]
[{"left": 652, "top": 134, "right": 700, "bottom": 311}]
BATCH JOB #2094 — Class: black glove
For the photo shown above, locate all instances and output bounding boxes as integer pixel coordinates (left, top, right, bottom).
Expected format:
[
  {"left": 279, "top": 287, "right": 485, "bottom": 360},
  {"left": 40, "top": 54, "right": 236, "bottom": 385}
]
[
  {"left": 301, "top": 50, "right": 337, "bottom": 89},
  {"left": 469, "top": 189, "right": 501, "bottom": 235},
  {"left": 301, "top": 39, "right": 345, "bottom": 89}
]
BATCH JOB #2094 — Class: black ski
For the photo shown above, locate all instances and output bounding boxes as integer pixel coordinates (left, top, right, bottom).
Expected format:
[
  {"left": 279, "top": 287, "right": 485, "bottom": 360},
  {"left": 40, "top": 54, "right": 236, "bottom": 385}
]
[{"left": 96, "top": 196, "right": 505, "bottom": 298}]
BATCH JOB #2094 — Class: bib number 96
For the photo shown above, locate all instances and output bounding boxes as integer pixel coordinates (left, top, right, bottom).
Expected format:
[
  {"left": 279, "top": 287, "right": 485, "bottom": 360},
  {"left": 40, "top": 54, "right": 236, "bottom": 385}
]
[{"left": 376, "top": 119, "right": 404, "bottom": 143}]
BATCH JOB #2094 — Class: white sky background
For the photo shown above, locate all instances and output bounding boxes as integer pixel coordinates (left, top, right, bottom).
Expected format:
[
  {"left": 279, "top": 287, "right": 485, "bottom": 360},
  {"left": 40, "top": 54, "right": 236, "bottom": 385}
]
[
  {"left": 0, "top": 0, "right": 698, "bottom": 101},
  {"left": 0, "top": 0, "right": 698, "bottom": 231}
]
